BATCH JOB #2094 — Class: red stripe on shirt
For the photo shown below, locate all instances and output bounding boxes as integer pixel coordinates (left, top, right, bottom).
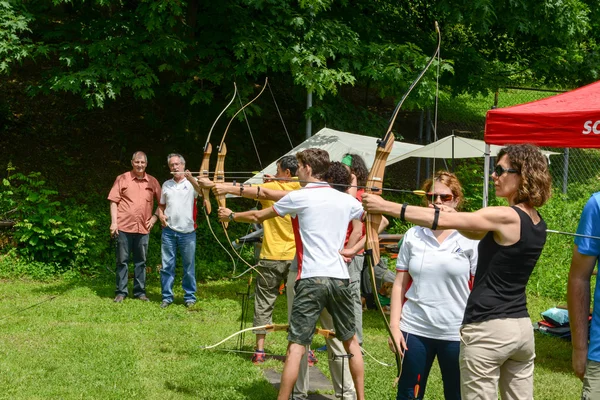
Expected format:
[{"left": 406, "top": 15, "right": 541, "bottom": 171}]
[
  {"left": 291, "top": 216, "right": 303, "bottom": 280},
  {"left": 193, "top": 198, "right": 198, "bottom": 230}
]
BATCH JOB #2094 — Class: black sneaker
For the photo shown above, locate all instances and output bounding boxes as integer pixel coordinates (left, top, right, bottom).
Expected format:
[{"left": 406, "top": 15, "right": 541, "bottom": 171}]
[{"left": 160, "top": 301, "right": 171, "bottom": 309}]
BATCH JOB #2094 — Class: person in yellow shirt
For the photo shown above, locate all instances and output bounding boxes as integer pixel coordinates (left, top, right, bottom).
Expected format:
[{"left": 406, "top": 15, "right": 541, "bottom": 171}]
[{"left": 201, "top": 155, "right": 301, "bottom": 364}]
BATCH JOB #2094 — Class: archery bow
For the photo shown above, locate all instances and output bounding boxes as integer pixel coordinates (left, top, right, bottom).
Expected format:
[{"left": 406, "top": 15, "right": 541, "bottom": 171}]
[
  {"left": 200, "top": 323, "right": 336, "bottom": 350},
  {"left": 211, "top": 78, "right": 269, "bottom": 278},
  {"left": 200, "top": 83, "right": 238, "bottom": 214},
  {"left": 200, "top": 84, "right": 239, "bottom": 272},
  {"left": 363, "top": 22, "right": 441, "bottom": 386},
  {"left": 215, "top": 78, "right": 268, "bottom": 228}
]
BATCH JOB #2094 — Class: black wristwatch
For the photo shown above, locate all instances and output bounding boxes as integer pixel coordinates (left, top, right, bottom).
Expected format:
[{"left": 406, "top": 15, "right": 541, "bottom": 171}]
[{"left": 228, "top": 212, "right": 235, "bottom": 222}]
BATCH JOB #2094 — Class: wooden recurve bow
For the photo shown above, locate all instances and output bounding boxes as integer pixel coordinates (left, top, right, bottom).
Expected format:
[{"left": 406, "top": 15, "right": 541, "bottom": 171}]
[{"left": 363, "top": 22, "right": 441, "bottom": 386}]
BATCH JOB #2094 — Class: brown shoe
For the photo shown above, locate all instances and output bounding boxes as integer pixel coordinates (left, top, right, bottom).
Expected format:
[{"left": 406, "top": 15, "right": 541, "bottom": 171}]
[
  {"left": 114, "top": 295, "right": 125, "bottom": 303},
  {"left": 137, "top": 294, "right": 150, "bottom": 302}
]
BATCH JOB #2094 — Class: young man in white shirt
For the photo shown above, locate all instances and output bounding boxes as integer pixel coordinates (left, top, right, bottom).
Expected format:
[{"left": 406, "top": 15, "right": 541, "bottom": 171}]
[{"left": 217, "top": 148, "right": 365, "bottom": 400}]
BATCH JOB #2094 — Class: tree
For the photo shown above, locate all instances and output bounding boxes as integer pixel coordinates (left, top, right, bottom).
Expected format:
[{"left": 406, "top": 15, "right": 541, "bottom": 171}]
[{"left": 2, "top": 0, "right": 598, "bottom": 111}]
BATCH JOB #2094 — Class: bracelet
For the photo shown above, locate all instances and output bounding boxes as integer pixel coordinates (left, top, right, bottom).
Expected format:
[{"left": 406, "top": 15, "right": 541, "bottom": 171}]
[
  {"left": 431, "top": 207, "right": 440, "bottom": 230},
  {"left": 256, "top": 186, "right": 261, "bottom": 200},
  {"left": 229, "top": 212, "right": 235, "bottom": 222},
  {"left": 400, "top": 203, "right": 408, "bottom": 222},
  {"left": 240, "top": 183, "right": 244, "bottom": 197}
]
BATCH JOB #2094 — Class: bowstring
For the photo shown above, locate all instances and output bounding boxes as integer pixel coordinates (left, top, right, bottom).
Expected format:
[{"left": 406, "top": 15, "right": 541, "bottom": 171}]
[
  {"left": 202, "top": 84, "right": 240, "bottom": 274},
  {"left": 267, "top": 80, "right": 294, "bottom": 149},
  {"left": 404, "top": 22, "right": 442, "bottom": 377}
]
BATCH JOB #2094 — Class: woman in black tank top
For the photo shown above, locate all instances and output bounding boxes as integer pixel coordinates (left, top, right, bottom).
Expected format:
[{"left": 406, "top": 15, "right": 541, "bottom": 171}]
[{"left": 363, "top": 144, "right": 551, "bottom": 400}]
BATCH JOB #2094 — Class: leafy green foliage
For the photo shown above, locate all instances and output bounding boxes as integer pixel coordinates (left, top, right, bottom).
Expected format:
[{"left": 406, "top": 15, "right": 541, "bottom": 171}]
[
  {"left": 0, "top": 170, "right": 99, "bottom": 274},
  {"left": 4, "top": 0, "right": 597, "bottom": 121},
  {"left": 453, "top": 158, "right": 485, "bottom": 211},
  {"left": 0, "top": 1, "right": 34, "bottom": 74},
  {"left": 530, "top": 183, "right": 599, "bottom": 301}
]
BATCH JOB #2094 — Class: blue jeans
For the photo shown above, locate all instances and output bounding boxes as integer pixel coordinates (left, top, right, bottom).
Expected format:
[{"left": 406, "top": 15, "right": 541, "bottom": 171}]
[
  {"left": 160, "top": 227, "right": 197, "bottom": 303},
  {"left": 115, "top": 231, "right": 149, "bottom": 298},
  {"left": 397, "top": 332, "right": 461, "bottom": 400}
]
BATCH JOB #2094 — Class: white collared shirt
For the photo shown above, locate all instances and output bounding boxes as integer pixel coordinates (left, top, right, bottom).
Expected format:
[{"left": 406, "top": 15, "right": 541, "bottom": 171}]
[
  {"left": 273, "top": 182, "right": 364, "bottom": 280},
  {"left": 160, "top": 179, "right": 198, "bottom": 233},
  {"left": 397, "top": 226, "right": 479, "bottom": 341}
]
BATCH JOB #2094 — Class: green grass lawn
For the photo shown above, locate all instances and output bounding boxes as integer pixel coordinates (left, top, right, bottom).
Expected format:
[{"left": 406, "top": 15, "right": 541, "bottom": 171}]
[{"left": 0, "top": 273, "right": 583, "bottom": 399}]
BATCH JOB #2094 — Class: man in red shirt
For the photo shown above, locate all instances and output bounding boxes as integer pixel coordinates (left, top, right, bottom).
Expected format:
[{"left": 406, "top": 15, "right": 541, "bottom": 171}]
[{"left": 108, "top": 151, "right": 161, "bottom": 303}]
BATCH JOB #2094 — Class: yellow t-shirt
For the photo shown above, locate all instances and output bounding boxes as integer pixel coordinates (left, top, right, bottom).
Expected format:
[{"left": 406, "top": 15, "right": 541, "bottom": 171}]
[{"left": 259, "top": 180, "right": 301, "bottom": 260}]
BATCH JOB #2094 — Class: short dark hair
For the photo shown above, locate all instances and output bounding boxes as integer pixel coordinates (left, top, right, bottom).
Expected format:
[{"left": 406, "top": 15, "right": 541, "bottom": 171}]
[
  {"left": 296, "top": 148, "right": 330, "bottom": 179},
  {"left": 324, "top": 161, "right": 352, "bottom": 192},
  {"left": 278, "top": 155, "right": 298, "bottom": 176},
  {"left": 343, "top": 153, "right": 369, "bottom": 186}
]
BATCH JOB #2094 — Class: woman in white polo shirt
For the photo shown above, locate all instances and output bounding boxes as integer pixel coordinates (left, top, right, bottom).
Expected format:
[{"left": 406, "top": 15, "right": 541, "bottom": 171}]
[{"left": 390, "top": 171, "right": 478, "bottom": 400}]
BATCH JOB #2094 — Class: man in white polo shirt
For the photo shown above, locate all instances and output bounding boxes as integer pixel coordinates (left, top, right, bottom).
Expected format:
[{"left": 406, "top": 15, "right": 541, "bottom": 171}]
[
  {"left": 157, "top": 153, "right": 201, "bottom": 308},
  {"left": 217, "top": 148, "right": 366, "bottom": 400}
]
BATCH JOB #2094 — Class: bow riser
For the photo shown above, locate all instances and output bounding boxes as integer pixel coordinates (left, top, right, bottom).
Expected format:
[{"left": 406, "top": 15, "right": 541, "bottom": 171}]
[
  {"left": 200, "top": 143, "right": 212, "bottom": 214},
  {"left": 214, "top": 143, "right": 228, "bottom": 228},
  {"left": 364, "top": 131, "right": 402, "bottom": 385}
]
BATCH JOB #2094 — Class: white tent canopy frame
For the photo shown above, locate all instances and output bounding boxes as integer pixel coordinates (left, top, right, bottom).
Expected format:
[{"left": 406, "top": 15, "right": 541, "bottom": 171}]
[
  {"left": 243, "top": 128, "right": 423, "bottom": 185},
  {"left": 391, "top": 135, "right": 558, "bottom": 206},
  {"left": 242, "top": 129, "right": 559, "bottom": 206}
]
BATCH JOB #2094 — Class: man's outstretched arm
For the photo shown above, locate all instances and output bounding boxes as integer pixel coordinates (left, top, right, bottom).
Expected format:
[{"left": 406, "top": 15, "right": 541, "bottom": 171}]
[{"left": 217, "top": 206, "right": 279, "bottom": 224}]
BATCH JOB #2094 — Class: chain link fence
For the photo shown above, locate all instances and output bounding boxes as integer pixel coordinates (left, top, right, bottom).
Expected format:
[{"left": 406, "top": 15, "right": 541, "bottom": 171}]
[
  {"left": 498, "top": 88, "right": 600, "bottom": 195},
  {"left": 391, "top": 87, "right": 600, "bottom": 202}
]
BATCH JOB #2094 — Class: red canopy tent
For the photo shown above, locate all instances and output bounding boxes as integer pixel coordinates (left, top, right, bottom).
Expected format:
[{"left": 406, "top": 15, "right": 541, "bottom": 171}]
[{"left": 485, "top": 80, "right": 600, "bottom": 148}]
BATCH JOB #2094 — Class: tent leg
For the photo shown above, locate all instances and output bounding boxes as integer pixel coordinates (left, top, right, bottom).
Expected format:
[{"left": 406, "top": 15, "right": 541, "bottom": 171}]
[
  {"left": 483, "top": 144, "right": 490, "bottom": 207},
  {"left": 562, "top": 148, "right": 569, "bottom": 194},
  {"left": 416, "top": 110, "right": 424, "bottom": 187}
]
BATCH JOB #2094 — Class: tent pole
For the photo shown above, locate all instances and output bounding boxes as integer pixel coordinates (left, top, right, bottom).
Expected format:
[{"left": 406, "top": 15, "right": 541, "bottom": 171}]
[
  {"left": 452, "top": 135, "right": 455, "bottom": 172},
  {"left": 562, "top": 148, "right": 569, "bottom": 194},
  {"left": 483, "top": 144, "right": 490, "bottom": 207},
  {"left": 305, "top": 90, "right": 313, "bottom": 139},
  {"left": 426, "top": 109, "right": 431, "bottom": 179},
  {"left": 417, "top": 110, "right": 424, "bottom": 187}
]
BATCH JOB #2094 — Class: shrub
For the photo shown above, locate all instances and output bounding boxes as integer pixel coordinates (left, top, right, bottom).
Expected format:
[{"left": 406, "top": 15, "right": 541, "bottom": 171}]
[{"left": 0, "top": 169, "right": 101, "bottom": 275}]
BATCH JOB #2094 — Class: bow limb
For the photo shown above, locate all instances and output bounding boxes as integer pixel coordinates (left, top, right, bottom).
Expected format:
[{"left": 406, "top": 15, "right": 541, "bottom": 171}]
[
  {"left": 364, "top": 133, "right": 402, "bottom": 386},
  {"left": 211, "top": 79, "right": 270, "bottom": 279},
  {"left": 201, "top": 324, "right": 289, "bottom": 350},
  {"left": 201, "top": 83, "right": 238, "bottom": 214},
  {"left": 200, "top": 323, "right": 335, "bottom": 350},
  {"left": 211, "top": 143, "right": 264, "bottom": 279},
  {"left": 215, "top": 78, "right": 268, "bottom": 228},
  {"left": 363, "top": 22, "right": 442, "bottom": 387},
  {"left": 218, "top": 78, "right": 268, "bottom": 151}
]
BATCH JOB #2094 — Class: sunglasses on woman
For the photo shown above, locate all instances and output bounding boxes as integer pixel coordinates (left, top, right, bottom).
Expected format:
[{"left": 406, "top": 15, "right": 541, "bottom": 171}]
[
  {"left": 426, "top": 192, "right": 454, "bottom": 202},
  {"left": 494, "top": 165, "right": 519, "bottom": 176}
]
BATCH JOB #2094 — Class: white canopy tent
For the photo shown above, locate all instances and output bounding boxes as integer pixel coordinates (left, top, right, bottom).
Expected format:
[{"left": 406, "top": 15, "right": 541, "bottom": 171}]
[
  {"left": 243, "top": 128, "right": 423, "bottom": 185},
  {"left": 390, "top": 135, "right": 559, "bottom": 206},
  {"left": 389, "top": 135, "right": 512, "bottom": 163},
  {"left": 242, "top": 130, "right": 559, "bottom": 207}
]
